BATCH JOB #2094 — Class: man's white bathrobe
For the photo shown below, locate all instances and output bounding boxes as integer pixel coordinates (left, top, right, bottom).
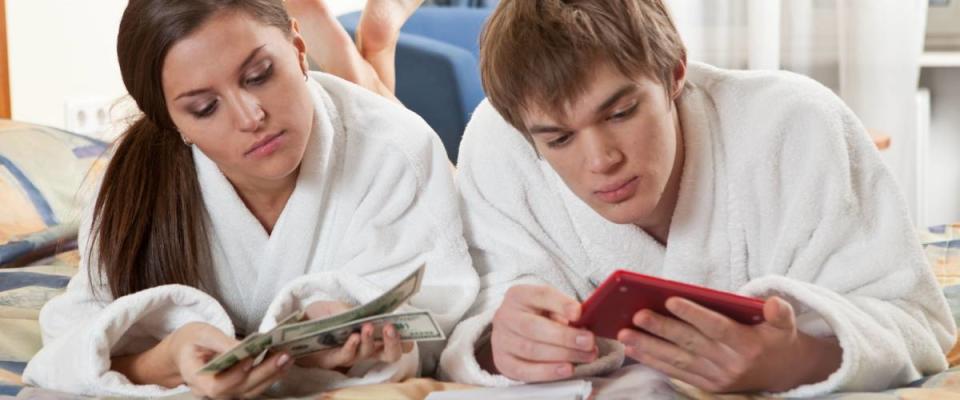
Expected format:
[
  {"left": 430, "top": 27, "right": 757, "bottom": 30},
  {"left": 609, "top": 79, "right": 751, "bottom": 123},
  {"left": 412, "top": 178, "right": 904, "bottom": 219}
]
[
  {"left": 23, "top": 72, "right": 479, "bottom": 397},
  {"left": 439, "top": 62, "right": 956, "bottom": 397}
]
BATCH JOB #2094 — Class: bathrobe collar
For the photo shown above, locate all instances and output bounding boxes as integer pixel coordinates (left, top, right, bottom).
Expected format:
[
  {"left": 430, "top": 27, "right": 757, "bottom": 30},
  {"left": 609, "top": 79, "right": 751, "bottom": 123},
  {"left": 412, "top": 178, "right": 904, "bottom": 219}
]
[{"left": 192, "top": 79, "right": 343, "bottom": 330}]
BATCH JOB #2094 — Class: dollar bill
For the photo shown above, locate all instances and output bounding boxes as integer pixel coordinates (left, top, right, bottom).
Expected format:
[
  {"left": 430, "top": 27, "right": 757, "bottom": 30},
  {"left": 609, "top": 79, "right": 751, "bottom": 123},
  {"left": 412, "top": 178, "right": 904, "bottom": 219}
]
[
  {"left": 199, "top": 310, "right": 304, "bottom": 374},
  {"left": 198, "top": 264, "right": 424, "bottom": 374},
  {"left": 276, "top": 265, "right": 425, "bottom": 343},
  {"left": 198, "top": 332, "right": 267, "bottom": 374},
  {"left": 273, "top": 311, "right": 445, "bottom": 358}
]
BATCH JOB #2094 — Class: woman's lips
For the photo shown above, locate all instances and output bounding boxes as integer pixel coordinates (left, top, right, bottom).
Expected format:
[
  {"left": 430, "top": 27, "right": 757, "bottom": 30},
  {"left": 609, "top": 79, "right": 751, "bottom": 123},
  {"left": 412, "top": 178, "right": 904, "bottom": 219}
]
[
  {"left": 245, "top": 130, "right": 286, "bottom": 158},
  {"left": 594, "top": 176, "right": 639, "bottom": 204}
]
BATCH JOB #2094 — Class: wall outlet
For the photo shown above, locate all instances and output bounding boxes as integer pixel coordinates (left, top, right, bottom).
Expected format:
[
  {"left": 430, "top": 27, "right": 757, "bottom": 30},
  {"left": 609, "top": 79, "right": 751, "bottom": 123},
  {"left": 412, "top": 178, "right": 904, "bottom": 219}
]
[{"left": 64, "top": 97, "right": 114, "bottom": 138}]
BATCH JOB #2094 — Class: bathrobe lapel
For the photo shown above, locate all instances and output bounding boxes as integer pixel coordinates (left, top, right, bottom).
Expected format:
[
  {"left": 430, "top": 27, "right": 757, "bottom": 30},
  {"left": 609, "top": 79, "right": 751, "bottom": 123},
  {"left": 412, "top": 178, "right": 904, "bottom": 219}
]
[
  {"left": 193, "top": 80, "right": 343, "bottom": 333},
  {"left": 660, "top": 81, "right": 738, "bottom": 289}
]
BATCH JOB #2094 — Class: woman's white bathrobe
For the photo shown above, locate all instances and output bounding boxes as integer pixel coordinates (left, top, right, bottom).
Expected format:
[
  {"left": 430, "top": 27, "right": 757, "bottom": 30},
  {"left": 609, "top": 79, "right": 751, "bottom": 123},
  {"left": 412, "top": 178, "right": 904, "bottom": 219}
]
[
  {"left": 439, "top": 62, "right": 956, "bottom": 397},
  {"left": 23, "top": 72, "right": 479, "bottom": 397}
]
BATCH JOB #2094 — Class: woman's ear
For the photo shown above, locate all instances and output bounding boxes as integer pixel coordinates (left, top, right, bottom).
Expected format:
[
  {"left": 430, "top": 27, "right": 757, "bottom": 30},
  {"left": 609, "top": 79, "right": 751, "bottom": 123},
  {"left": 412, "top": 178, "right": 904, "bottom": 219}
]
[
  {"left": 671, "top": 59, "right": 687, "bottom": 100},
  {"left": 289, "top": 18, "right": 310, "bottom": 75}
]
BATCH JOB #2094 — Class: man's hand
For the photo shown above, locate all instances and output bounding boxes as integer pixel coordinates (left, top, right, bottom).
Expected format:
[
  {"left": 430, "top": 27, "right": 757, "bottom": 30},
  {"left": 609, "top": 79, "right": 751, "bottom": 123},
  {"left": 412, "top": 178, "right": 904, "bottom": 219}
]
[
  {"left": 486, "top": 285, "right": 599, "bottom": 382},
  {"left": 617, "top": 296, "right": 842, "bottom": 393}
]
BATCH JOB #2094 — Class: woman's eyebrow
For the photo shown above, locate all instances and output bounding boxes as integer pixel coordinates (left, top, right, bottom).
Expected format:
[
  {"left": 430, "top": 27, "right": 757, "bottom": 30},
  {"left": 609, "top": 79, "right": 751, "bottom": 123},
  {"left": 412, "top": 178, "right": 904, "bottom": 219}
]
[{"left": 175, "top": 45, "right": 267, "bottom": 100}]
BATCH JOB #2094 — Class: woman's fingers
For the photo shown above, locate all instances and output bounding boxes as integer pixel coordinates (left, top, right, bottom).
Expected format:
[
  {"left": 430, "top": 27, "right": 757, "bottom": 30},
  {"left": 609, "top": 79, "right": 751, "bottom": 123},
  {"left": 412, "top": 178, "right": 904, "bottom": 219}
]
[
  {"left": 381, "top": 324, "right": 403, "bottom": 362},
  {"left": 239, "top": 352, "right": 293, "bottom": 397},
  {"left": 357, "top": 323, "right": 378, "bottom": 360}
]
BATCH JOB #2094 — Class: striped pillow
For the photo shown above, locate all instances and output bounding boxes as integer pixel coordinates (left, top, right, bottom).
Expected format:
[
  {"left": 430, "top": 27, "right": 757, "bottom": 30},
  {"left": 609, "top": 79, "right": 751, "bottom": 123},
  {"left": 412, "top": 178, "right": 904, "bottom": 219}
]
[{"left": 0, "top": 120, "right": 107, "bottom": 268}]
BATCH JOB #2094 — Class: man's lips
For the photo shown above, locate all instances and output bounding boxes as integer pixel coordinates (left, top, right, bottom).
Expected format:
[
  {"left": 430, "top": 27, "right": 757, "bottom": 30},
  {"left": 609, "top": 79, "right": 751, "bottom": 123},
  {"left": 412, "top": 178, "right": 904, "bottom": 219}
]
[
  {"left": 595, "top": 176, "right": 638, "bottom": 194},
  {"left": 593, "top": 176, "right": 639, "bottom": 204}
]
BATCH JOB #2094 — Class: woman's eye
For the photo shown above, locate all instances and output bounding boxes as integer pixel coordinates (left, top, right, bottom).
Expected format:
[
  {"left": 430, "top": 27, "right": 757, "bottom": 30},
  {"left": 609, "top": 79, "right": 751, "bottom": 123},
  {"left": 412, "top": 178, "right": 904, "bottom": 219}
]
[
  {"left": 245, "top": 64, "right": 273, "bottom": 86},
  {"left": 547, "top": 133, "right": 573, "bottom": 148},
  {"left": 193, "top": 100, "right": 218, "bottom": 119}
]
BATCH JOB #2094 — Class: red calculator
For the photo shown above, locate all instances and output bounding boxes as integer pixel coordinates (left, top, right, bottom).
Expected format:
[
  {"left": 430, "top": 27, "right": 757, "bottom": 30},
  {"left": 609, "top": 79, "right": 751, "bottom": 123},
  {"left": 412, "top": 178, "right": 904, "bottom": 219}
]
[{"left": 572, "top": 270, "right": 766, "bottom": 339}]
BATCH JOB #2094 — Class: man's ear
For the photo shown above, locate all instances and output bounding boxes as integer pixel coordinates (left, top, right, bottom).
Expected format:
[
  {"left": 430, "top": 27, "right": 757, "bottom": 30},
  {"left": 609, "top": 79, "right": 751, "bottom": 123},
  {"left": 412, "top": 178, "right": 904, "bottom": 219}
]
[
  {"left": 290, "top": 18, "right": 310, "bottom": 74},
  {"left": 671, "top": 59, "right": 687, "bottom": 100}
]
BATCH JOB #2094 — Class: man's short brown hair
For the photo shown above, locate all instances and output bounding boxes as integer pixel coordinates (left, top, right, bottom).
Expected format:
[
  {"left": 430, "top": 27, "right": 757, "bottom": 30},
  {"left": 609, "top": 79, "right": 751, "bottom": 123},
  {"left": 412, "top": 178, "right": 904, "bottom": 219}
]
[{"left": 479, "top": 0, "right": 686, "bottom": 135}]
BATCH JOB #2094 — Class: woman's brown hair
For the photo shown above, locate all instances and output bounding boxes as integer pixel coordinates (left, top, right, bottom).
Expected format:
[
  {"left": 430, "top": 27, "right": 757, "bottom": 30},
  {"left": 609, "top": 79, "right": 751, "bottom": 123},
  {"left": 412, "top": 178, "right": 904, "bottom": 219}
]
[{"left": 94, "top": 0, "right": 291, "bottom": 298}]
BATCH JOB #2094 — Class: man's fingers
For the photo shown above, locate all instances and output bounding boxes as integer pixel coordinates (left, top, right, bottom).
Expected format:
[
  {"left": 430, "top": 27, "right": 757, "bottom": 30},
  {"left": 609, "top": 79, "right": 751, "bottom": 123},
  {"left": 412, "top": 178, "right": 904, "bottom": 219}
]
[
  {"left": 762, "top": 297, "right": 796, "bottom": 331},
  {"left": 506, "top": 285, "right": 582, "bottom": 321},
  {"left": 496, "top": 328, "right": 597, "bottom": 364},
  {"left": 494, "top": 352, "right": 574, "bottom": 383},
  {"left": 623, "top": 343, "right": 722, "bottom": 393},
  {"left": 502, "top": 312, "right": 595, "bottom": 352},
  {"left": 633, "top": 308, "right": 729, "bottom": 360},
  {"left": 663, "top": 298, "right": 753, "bottom": 352},
  {"left": 617, "top": 328, "right": 723, "bottom": 383}
]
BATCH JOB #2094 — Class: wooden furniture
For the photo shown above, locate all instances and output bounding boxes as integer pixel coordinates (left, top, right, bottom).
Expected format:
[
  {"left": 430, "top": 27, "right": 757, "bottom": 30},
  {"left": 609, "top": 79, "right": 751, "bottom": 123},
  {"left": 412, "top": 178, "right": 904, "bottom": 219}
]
[{"left": 0, "top": 0, "right": 9, "bottom": 119}]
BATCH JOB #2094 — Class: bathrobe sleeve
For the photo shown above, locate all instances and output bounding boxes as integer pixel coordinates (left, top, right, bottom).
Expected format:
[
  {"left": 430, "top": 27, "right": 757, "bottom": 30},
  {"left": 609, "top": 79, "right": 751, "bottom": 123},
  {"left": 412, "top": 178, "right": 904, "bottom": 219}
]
[
  {"left": 22, "top": 199, "right": 235, "bottom": 397},
  {"left": 438, "top": 101, "right": 625, "bottom": 387},
  {"left": 258, "top": 100, "right": 480, "bottom": 388},
  {"left": 729, "top": 75, "right": 957, "bottom": 396}
]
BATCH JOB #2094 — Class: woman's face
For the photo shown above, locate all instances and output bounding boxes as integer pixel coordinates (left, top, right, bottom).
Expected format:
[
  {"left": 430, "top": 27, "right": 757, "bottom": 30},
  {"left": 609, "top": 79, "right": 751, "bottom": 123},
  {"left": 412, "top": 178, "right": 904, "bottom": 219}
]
[{"left": 162, "top": 10, "right": 314, "bottom": 190}]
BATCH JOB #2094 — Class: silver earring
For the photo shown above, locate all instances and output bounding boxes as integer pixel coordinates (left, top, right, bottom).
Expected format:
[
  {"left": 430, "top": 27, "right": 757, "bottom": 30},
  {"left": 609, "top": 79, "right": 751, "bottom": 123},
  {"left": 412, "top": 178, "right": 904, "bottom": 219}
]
[{"left": 179, "top": 131, "right": 193, "bottom": 146}]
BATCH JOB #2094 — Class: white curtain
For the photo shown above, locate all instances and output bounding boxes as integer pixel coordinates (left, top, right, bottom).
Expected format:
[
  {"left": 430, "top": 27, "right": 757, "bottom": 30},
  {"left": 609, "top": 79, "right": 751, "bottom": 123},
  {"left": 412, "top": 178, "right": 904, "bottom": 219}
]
[{"left": 667, "top": 0, "right": 929, "bottom": 224}]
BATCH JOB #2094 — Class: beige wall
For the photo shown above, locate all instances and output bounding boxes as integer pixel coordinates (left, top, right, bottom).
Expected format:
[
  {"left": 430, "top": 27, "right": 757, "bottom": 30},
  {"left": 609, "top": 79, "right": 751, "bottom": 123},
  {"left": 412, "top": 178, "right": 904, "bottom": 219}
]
[
  {"left": 5, "top": 0, "right": 366, "bottom": 139},
  {"left": 7, "top": 0, "right": 128, "bottom": 134}
]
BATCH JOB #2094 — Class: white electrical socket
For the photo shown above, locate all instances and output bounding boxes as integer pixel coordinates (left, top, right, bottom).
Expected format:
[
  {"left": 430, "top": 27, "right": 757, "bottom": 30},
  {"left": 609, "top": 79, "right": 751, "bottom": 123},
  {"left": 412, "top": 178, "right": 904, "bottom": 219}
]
[{"left": 64, "top": 96, "right": 114, "bottom": 138}]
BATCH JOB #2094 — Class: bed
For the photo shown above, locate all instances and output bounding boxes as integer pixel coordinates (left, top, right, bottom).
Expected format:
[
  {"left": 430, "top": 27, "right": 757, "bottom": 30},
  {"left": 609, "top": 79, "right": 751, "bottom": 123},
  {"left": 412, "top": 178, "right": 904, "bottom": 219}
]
[{"left": 2, "top": 120, "right": 960, "bottom": 399}]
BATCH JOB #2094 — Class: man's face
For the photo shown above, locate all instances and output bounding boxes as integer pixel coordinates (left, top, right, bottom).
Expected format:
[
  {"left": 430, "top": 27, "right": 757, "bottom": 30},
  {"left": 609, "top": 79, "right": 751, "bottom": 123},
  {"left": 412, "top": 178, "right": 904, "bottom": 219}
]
[{"left": 524, "top": 62, "right": 684, "bottom": 226}]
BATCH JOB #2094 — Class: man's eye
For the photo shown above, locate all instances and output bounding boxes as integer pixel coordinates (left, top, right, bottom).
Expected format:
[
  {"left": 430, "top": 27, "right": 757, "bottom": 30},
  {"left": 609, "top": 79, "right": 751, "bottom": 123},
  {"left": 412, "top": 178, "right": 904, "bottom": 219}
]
[
  {"left": 608, "top": 103, "right": 638, "bottom": 122},
  {"left": 547, "top": 133, "right": 573, "bottom": 148}
]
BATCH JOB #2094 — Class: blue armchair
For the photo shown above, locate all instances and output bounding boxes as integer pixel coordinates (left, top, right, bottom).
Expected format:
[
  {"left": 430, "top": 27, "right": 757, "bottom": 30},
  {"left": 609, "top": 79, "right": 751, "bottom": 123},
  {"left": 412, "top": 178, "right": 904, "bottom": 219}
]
[{"left": 338, "top": 8, "right": 490, "bottom": 162}]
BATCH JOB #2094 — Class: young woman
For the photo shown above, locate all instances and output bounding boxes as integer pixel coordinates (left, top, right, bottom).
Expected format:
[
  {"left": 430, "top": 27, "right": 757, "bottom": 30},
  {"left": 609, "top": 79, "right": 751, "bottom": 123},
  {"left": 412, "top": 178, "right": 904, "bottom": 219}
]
[{"left": 22, "top": 0, "right": 477, "bottom": 398}]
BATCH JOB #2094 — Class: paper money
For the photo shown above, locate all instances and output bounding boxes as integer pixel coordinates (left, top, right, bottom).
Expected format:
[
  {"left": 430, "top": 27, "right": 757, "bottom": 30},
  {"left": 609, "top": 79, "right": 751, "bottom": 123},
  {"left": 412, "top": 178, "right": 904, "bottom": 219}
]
[
  {"left": 276, "top": 265, "right": 425, "bottom": 343},
  {"left": 198, "top": 265, "right": 425, "bottom": 374},
  {"left": 274, "top": 311, "right": 445, "bottom": 358},
  {"left": 199, "top": 310, "right": 304, "bottom": 374}
]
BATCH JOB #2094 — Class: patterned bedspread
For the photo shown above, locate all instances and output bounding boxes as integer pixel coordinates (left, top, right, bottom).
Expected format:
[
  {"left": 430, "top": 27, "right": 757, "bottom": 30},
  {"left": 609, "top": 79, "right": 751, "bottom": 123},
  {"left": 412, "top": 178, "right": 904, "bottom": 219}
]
[{"left": 2, "top": 225, "right": 960, "bottom": 398}]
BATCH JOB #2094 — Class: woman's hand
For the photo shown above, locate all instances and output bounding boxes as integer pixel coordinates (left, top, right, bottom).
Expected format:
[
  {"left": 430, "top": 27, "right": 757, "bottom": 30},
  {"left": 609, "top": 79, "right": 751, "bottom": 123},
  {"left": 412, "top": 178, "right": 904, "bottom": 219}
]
[
  {"left": 294, "top": 301, "right": 414, "bottom": 370},
  {"left": 113, "top": 322, "right": 293, "bottom": 398},
  {"left": 617, "top": 296, "right": 842, "bottom": 393},
  {"left": 485, "top": 285, "right": 599, "bottom": 382},
  {"left": 167, "top": 322, "right": 293, "bottom": 399}
]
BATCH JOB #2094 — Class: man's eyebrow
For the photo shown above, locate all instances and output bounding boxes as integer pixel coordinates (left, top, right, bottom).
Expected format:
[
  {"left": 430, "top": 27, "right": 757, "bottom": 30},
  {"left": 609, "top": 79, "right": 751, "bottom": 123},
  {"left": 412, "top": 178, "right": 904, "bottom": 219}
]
[
  {"left": 174, "top": 45, "right": 266, "bottom": 100},
  {"left": 527, "top": 84, "right": 640, "bottom": 134},
  {"left": 529, "top": 124, "right": 565, "bottom": 135},
  {"left": 595, "top": 84, "right": 640, "bottom": 115}
]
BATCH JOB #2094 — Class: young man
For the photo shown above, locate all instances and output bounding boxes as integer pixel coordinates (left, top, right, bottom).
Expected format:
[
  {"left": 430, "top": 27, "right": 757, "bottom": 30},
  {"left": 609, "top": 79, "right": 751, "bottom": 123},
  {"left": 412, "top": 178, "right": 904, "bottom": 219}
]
[{"left": 438, "top": 0, "right": 956, "bottom": 396}]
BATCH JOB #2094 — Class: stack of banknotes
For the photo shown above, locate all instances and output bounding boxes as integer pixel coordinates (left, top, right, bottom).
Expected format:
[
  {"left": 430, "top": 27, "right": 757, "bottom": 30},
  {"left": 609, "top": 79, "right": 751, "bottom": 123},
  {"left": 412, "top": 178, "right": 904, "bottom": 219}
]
[{"left": 200, "top": 265, "right": 444, "bottom": 373}]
